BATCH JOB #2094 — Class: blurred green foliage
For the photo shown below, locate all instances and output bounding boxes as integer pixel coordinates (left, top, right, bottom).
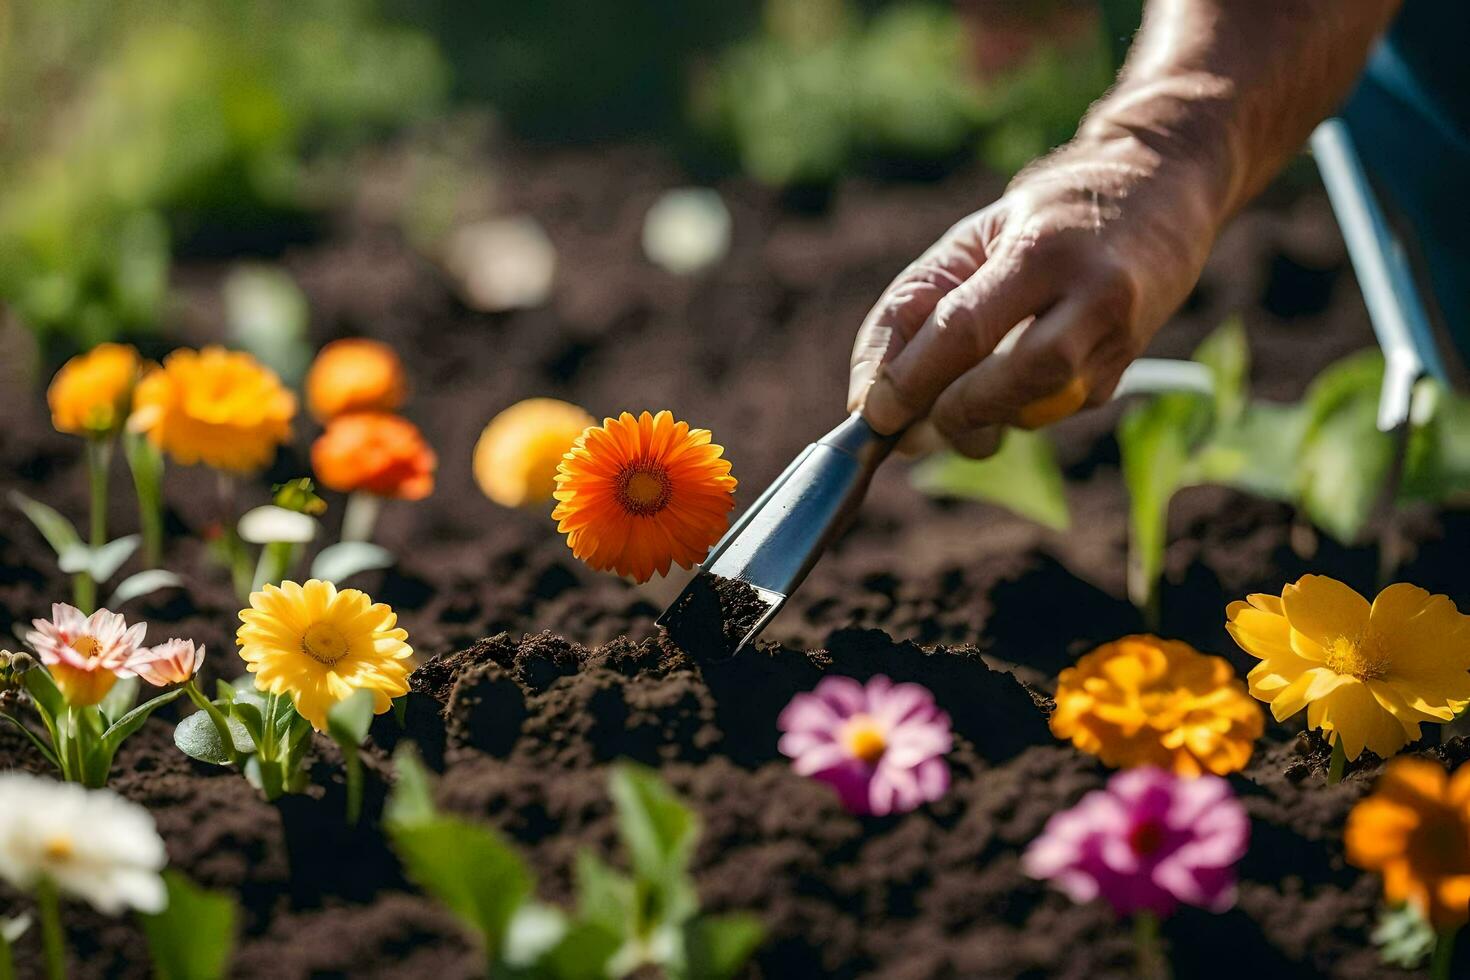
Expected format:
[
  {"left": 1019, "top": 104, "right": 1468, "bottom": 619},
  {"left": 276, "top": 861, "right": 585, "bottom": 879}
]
[
  {"left": 0, "top": 0, "right": 446, "bottom": 349},
  {"left": 694, "top": 0, "right": 1110, "bottom": 187}
]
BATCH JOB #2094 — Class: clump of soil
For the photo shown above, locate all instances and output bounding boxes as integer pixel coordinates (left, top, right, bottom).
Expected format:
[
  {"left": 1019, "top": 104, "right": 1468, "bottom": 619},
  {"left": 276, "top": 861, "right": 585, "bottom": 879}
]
[{"left": 660, "top": 572, "right": 774, "bottom": 661}]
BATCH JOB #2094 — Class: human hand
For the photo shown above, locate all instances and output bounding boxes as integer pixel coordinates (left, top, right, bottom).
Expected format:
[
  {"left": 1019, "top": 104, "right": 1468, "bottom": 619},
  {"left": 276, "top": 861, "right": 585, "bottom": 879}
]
[{"left": 848, "top": 133, "right": 1225, "bottom": 457}]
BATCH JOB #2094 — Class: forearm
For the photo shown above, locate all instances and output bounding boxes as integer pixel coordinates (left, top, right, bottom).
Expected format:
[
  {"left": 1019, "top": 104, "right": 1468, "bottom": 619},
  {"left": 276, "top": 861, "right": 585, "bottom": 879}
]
[{"left": 1076, "top": 0, "right": 1402, "bottom": 223}]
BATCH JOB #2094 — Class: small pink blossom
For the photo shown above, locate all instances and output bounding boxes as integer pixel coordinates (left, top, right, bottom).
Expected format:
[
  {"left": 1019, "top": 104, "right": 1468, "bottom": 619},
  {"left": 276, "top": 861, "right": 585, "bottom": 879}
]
[
  {"left": 777, "top": 674, "right": 952, "bottom": 816},
  {"left": 131, "top": 639, "right": 205, "bottom": 688},
  {"left": 25, "top": 604, "right": 148, "bottom": 706},
  {"left": 1023, "top": 767, "right": 1249, "bottom": 918}
]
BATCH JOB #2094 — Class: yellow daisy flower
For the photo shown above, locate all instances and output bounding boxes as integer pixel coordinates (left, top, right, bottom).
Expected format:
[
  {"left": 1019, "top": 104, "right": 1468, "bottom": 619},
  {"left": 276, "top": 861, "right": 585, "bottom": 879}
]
[
  {"left": 236, "top": 579, "right": 413, "bottom": 731},
  {"left": 1227, "top": 575, "right": 1470, "bottom": 761}
]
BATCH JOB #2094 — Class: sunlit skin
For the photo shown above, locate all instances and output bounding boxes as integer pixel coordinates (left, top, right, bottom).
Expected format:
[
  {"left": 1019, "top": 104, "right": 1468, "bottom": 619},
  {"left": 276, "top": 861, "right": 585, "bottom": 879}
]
[
  {"left": 1228, "top": 576, "right": 1470, "bottom": 761},
  {"left": 1050, "top": 635, "right": 1264, "bottom": 777},
  {"left": 551, "top": 411, "right": 736, "bottom": 584}
]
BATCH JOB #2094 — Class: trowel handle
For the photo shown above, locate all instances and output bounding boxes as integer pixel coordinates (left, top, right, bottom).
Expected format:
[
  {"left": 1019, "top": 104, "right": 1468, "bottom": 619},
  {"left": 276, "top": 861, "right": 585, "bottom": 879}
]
[{"left": 818, "top": 412, "right": 904, "bottom": 473}]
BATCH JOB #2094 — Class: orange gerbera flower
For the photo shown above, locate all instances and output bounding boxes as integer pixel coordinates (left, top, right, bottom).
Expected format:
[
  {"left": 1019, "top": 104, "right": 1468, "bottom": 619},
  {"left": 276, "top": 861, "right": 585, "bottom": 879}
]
[
  {"left": 1050, "top": 635, "right": 1264, "bottom": 777},
  {"left": 311, "top": 412, "right": 436, "bottom": 500},
  {"left": 305, "top": 338, "right": 407, "bottom": 423},
  {"left": 552, "top": 411, "right": 736, "bottom": 583},
  {"left": 1347, "top": 758, "right": 1470, "bottom": 930}
]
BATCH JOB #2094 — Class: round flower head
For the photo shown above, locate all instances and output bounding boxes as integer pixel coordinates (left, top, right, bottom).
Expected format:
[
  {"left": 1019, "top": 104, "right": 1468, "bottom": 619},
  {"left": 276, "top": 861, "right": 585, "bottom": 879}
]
[
  {"left": 305, "top": 338, "right": 407, "bottom": 423},
  {"left": 1347, "top": 758, "right": 1470, "bottom": 930},
  {"left": 0, "top": 772, "right": 166, "bottom": 914},
  {"left": 129, "top": 346, "right": 296, "bottom": 473},
  {"left": 47, "top": 343, "right": 142, "bottom": 437},
  {"left": 237, "top": 579, "right": 414, "bottom": 731},
  {"left": 474, "top": 398, "right": 596, "bottom": 509},
  {"left": 132, "top": 638, "right": 205, "bottom": 688},
  {"left": 1023, "top": 767, "right": 1249, "bottom": 918},
  {"left": 1051, "top": 635, "right": 1264, "bottom": 777},
  {"left": 1227, "top": 576, "right": 1470, "bottom": 761},
  {"left": 26, "top": 604, "right": 147, "bottom": 706},
  {"left": 777, "top": 674, "right": 952, "bottom": 816},
  {"left": 311, "top": 412, "right": 436, "bottom": 500},
  {"left": 552, "top": 411, "right": 736, "bottom": 583}
]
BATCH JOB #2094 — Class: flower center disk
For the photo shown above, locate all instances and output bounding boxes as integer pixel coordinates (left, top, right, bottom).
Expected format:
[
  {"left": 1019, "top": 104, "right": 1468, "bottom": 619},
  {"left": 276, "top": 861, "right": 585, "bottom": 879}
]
[
  {"left": 843, "top": 716, "right": 888, "bottom": 765},
  {"left": 1324, "top": 634, "right": 1386, "bottom": 681},
  {"left": 616, "top": 463, "right": 673, "bottom": 516},
  {"left": 68, "top": 635, "right": 101, "bottom": 661},
  {"left": 302, "top": 623, "right": 349, "bottom": 665},
  {"left": 1128, "top": 818, "right": 1166, "bottom": 857}
]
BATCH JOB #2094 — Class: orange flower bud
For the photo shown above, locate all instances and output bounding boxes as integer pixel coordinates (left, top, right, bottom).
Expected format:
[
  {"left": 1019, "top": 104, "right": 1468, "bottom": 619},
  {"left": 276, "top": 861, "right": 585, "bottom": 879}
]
[
  {"left": 305, "top": 339, "right": 407, "bottom": 423},
  {"left": 312, "top": 412, "right": 436, "bottom": 500}
]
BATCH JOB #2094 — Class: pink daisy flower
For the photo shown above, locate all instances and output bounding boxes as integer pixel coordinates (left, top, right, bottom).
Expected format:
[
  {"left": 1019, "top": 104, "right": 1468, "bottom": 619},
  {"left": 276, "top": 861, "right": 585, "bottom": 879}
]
[
  {"left": 26, "top": 604, "right": 147, "bottom": 707},
  {"left": 1022, "top": 767, "right": 1249, "bottom": 918},
  {"left": 131, "top": 639, "right": 205, "bottom": 688},
  {"left": 777, "top": 674, "right": 952, "bottom": 816}
]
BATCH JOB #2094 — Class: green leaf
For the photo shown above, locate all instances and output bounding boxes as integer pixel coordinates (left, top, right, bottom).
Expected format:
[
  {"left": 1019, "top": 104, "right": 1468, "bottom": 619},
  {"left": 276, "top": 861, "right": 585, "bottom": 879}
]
[
  {"left": 174, "top": 708, "right": 252, "bottom": 764},
  {"left": 1193, "top": 316, "right": 1248, "bottom": 428},
  {"left": 140, "top": 871, "right": 237, "bottom": 980},
  {"left": 98, "top": 675, "right": 140, "bottom": 725},
  {"left": 8, "top": 490, "right": 82, "bottom": 557},
  {"left": 530, "top": 920, "right": 622, "bottom": 980},
  {"left": 88, "top": 535, "right": 141, "bottom": 583},
  {"left": 1372, "top": 902, "right": 1436, "bottom": 969},
  {"left": 1191, "top": 402, "right": 1306, "bottom": 502},
  {"left": 231, "top": 701, "right": 265, "bottom": 748},
  {"left": 106, "top": 569, "right": 183, "bottom": 608},
  {"left": 908, "top": 429, "right": 1070, "bottom": 531},
  {"left": 326, "top": 689, "right": 375, "bottom": 748},
  {"left": 389, "top": 816, "right": 533, "bottom": 958},
  {"left": 1118, "top": 393, "right": 1204, "bottom": 612},
  {"left": 609, "top": 764, "right": 698, "bottom": 887},
  {"left": 1293, "top": 353, "right": 1391, "bottom": 543},
  {"left": 679, "top": 914, "right": 765, "bottom": 980},
  {"left": 386, "top": 743, "right": 437, "bottom": 828},
  {"left": 100, "top": 686, "right": 182, "bottom": 753},
  {"left": 310, "top": 541, "right": 395, "bottom": 585},
  {"left": 501, "top": 904, "right": 568, "bottom": 969},
  {"left": 22, "top": 667, "right": 64, "bottom": 721},
  {"left": 575, "top": 851, "right": 635, "bottom": 938}
]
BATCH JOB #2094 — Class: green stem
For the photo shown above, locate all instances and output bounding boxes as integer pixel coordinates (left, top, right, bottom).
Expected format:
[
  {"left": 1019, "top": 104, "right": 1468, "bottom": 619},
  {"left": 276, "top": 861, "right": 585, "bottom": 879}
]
[
  {"left": 66, "top": 707, "right": 86, "bottom": 785},
  {"left": 345, "top": 746, "right": 363, "bottom": 826},
  {"left": 186, "top": 682, "right": 238, "bottom": 766},
  {"left": 340, "top": 491, "right": 382, "bottom": 544},
  {"left": 217, "top": 475, "right": 254, "bottom": 600},
  {"left": 36, "top": 878, "right": 65, "bottom": 980},
  {"left": 1132, "top": 910, "right": 1168, "bottom": 980},
  {"left": 253, "top": 541, "right": 296, "bottom": 593},
  {"left": 1431, "top": 927, "right": 1457, "bottom": 980},
  {"left": 0, "top": 917, "right": 15, "bottom": 980},
  {"left": 86, "top": 439, "right": 111, "bottom": 551},
  {"left": 1327, "top": 735, "right": 1347, "bottom": 784},
  {"left": 124, "top": 430, "right": 165, "bottom": 568}
]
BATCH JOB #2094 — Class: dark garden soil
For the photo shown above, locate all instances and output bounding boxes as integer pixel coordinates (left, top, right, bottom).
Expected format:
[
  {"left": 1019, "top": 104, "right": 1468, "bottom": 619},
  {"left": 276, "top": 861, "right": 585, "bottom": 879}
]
[{"left": 2, "top": 143, "right": 1468, "bottom": 978}]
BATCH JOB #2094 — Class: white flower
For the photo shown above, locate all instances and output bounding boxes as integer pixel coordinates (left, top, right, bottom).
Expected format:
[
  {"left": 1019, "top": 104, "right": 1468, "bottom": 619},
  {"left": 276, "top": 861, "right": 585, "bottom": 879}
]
[{"left": 0, "top": 773, "right": 167, "bottom": 914}]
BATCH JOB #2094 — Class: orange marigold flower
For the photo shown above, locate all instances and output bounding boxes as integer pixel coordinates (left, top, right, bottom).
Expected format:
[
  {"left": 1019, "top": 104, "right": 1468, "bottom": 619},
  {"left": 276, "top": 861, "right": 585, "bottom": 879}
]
[
  {"left": 130, "top": 347, "right": 296, "bottom": 473},
  {"left": 474, "top": 398, "right": 596, "bottom": 509},
  {"left": 48, "top": 343, "right": 142, "bottom": 437},
  {"left": 1050, "top": 635, "right": 1265, "bottom": 777},
  {"left": 1347, "top": 757, "right": 1470, "bottom": 930},
  {"left": 312, "top": 412, "right": 436, "bottom": 500},
  {"left": 305, "top": 338, "right": 407, "bottom": 423},
  {"left": 552, "top": 410, "right": 736, "bottom": 583}
]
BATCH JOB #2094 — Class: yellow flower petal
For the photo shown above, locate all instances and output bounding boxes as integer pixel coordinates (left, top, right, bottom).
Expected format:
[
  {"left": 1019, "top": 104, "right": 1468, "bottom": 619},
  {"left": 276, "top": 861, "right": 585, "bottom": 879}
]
[{"left": 1282, "top": 575, "right": 1370, "bottom": 650}]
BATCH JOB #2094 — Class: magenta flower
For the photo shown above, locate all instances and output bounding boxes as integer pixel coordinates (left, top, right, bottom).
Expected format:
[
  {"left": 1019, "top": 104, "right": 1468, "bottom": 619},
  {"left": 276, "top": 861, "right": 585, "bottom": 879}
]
[
  {"left": 777, "top": 674, "right": 951, "bottom": 816},
  {"left": 1022, "top": 767, "right": 1249, "bottom": 918}
]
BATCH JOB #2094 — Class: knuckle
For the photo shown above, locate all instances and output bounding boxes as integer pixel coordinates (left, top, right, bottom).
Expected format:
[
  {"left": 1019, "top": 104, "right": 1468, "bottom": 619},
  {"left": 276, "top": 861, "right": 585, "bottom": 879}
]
[{"left": 1085, "top": 262, "right": 1140, "bottom": 324}]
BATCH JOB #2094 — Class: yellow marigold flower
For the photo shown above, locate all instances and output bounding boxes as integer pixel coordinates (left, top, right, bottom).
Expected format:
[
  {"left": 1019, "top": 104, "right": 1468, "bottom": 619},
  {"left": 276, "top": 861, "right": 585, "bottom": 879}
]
[
  {"left": 305, "top": 338, "right": 407, "bottom": 423},
  {"left": 47, "top": 343, "right": 142, "bottom": 437},
  {"left": 552, "top": 410, "right": 736, "bottom": 584},
  {"left": 474, "top": 398, "right": 596, "bottom": 509},
  {"left": 130, "top": 347, "right": 296, "bottom": 473},
  {"left": 1346, "top": 758, "right": 1470, "bottom": 930},
  {"left": 1227, "top": 575, "right": 1470, "bottom": 761},
  {"left": 1050, "top": 635, "right": 1264, "bottom": 776},
  {"left": 236, "top": 579, "right": 413, "bottom": 731}
]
